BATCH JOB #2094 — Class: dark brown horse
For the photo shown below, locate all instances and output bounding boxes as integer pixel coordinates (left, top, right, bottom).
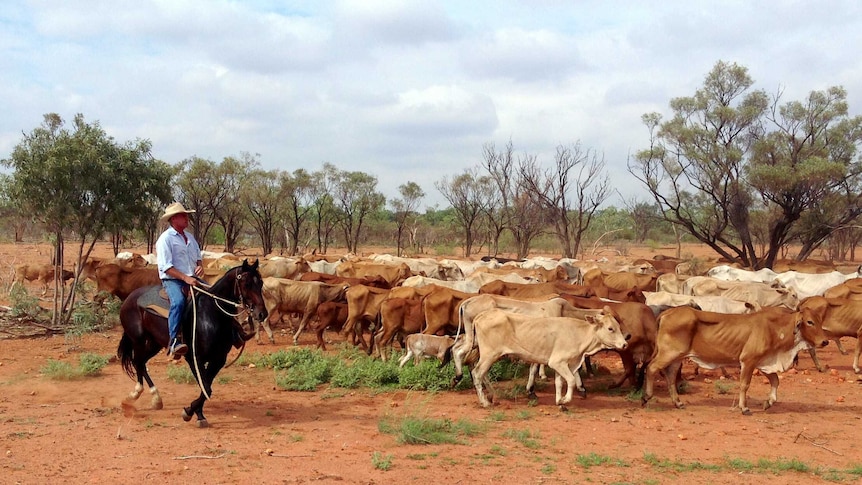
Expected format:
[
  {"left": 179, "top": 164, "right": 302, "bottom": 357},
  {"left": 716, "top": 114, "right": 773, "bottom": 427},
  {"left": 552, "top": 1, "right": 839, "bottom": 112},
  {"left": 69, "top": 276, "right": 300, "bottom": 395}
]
[{"left": 117, "top": 259, "right": 267, "bottom": 427}]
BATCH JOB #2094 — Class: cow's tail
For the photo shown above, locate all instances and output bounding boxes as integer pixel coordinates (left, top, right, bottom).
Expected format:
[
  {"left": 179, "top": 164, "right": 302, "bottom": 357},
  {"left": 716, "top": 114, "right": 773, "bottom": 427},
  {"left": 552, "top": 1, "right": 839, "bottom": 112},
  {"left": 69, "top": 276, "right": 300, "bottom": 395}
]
[
  {"left": 439, "top": 342, "right": 455, "bottom": 369},
  {"left": 117, "top": 333, "right": 136, "bottom": 379}
]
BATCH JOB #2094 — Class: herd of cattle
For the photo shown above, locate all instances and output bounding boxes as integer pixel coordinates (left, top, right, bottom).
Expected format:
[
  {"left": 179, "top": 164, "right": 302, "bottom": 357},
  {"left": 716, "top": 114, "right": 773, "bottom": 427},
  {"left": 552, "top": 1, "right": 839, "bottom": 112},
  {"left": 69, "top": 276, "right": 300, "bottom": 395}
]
[{"left": 11, "top": 251, "right": 862, "bottom": 414}]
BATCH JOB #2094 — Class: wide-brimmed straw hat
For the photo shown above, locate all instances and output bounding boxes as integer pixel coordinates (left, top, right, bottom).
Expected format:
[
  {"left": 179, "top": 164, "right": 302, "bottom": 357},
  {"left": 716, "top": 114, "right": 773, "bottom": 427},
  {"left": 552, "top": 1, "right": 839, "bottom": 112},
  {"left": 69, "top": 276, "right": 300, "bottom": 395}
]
[{"left": 160, "top": 202, "right": 196, "bottom": 223}]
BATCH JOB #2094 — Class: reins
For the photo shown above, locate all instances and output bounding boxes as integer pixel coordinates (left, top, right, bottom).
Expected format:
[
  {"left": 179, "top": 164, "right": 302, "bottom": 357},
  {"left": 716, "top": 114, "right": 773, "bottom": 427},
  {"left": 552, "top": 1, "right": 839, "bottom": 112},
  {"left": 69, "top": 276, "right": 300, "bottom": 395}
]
[{"left": 187, "top": 270, "right": 254, "bottom": 400}]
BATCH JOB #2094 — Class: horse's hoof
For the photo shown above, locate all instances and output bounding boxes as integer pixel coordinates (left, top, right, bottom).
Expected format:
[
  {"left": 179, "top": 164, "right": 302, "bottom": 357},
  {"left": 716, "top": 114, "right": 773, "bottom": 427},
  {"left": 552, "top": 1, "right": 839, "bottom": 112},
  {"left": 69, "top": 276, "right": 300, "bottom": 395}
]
[
  {"left": 742, "top": 408, "right": 752, "bottom": 416},
  {"left": 197, "top": 419, "right": 209, "bottom": 428},
  {"left": 151, "top": 397, "right": 163, "bottom": 411},
  {"left": 182, "top": 408, "right": 193, "bottom": 422}
]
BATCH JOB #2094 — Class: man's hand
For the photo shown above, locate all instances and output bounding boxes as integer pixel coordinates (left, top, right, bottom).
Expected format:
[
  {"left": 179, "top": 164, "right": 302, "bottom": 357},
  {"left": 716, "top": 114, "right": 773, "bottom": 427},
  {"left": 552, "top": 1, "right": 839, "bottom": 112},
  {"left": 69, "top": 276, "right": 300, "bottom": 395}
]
[
  {"left": 193, "top": 263, "right": 204, "bottom": 277},
  {"left": 184, "top": 274, "right": 199, "bottom": 287}
]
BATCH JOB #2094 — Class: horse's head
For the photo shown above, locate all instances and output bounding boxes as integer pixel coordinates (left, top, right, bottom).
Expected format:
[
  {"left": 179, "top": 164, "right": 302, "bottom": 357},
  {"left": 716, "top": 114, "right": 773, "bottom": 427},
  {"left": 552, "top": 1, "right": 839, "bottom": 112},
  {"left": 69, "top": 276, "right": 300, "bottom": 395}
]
[{"left": 236, "top": 259, "right": 268, "bottom": 324}]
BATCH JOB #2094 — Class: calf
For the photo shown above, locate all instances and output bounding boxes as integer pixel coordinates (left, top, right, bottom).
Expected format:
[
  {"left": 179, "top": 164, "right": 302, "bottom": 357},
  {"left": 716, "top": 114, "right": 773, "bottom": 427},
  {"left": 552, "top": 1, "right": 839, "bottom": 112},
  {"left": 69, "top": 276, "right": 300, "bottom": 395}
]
[
  {"left": 799, "top": 296, "right": 862, "bottom": 373},
  {"left": 398, "top": 334, "right": 456, "bottom": 368}
]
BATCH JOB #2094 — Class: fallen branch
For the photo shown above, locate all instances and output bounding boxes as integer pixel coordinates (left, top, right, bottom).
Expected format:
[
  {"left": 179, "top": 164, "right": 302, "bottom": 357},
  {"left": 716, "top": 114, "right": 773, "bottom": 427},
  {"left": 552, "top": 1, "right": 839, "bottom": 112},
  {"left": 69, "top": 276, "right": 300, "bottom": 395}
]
[
  {"left": 262, "top": 452, "right": 313, "bottom": 458},
  {"left": 794, "top": 432, "right": 842, "bottom": 455},
  {"left": 173, "top": 453, "right": 227, "bottom": 460}
]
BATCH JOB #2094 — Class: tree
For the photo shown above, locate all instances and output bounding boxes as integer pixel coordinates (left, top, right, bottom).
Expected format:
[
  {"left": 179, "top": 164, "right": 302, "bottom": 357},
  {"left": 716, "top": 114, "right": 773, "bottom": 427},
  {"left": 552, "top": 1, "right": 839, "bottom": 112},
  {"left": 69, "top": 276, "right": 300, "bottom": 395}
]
[
  {"left": 331, "top": 168, "right": 386, "bottom": 254},
  {"left": 436, "top": 168, "right": 493, "bottom": 256},
  {"left": 280, "top": 169, "right": 316, "bottom": 256},
  {"left": 390, "top": 181, "right": 425, "bottom": 256},
  {"left": 243, "top": 168, "right": 283, "bottom": 256},
  {"left": 213, "top": 153, "right": 257, "bottom": 252},
  {"left": 629, "top": 61, "right": 862, "bottom": 268},
  {"left": 175, "top": 156, "right": 223, "bottom": 248},
  {"left": 520, "top": 143, "right": 611, "bottom": 258},
  {"left": 2, "top": 113, "right": 171, "bottom": 324},
  {"left": 309, "top": 165, "right": 340, "bottom": 254}
]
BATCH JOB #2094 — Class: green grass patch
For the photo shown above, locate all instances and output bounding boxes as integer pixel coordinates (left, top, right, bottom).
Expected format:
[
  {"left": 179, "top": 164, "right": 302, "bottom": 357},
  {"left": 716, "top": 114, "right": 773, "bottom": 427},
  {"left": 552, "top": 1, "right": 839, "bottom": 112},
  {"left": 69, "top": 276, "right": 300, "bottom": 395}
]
[
  {"left": 379, "top": 415, "right": 485, "bottom": 445},
  {"left": 503, "top": 428, "right": 540, "bottom": 449},
  {"left": 714, "top": 379, "right": 734, "bottom": 395},
  {"left": 166, "top": 364, "right": 196, "bottom": 384},
  {"left": 371, "top": 451, "right": 393, "bottom": 471},
  {"left": 41, "top": 353, "right": 110, "bottom": 380},
  {"left": 643, "top": 453, "right": 720, "bottom": 472},
  {"left": 576, "top": 452, "right": 630, "bottom": 469}
]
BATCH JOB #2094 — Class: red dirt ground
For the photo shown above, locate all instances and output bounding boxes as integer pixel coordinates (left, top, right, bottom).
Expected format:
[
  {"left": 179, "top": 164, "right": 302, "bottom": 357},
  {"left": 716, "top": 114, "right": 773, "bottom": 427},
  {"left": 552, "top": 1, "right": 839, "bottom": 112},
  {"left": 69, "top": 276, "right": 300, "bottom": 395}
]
[{"left": 1, "top": 243, "right": 861, "bottom": 484}]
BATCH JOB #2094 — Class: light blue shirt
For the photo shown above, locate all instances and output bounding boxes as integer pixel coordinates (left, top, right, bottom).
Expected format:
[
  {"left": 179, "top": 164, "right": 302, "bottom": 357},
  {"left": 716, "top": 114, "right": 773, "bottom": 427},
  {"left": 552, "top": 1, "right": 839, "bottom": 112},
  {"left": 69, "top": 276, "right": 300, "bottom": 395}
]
[{"left": 156, "top": 227, "right": 202, "bottom": 280}]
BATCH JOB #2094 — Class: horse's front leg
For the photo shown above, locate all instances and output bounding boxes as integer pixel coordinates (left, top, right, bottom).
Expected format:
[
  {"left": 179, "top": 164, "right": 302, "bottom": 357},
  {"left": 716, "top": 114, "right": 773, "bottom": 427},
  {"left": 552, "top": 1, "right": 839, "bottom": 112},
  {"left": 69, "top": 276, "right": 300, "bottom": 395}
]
[{"left": 182, "top": 392, "right": 209, "bottom": 428}]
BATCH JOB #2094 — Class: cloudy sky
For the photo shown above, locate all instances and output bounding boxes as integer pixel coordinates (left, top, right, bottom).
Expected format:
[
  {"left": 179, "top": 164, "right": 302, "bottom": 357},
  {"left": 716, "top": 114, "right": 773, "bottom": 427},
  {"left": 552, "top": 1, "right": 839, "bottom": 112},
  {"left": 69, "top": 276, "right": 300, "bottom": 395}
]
[{"left": 2, "top": 1, "right": 861, "bottom": 209}]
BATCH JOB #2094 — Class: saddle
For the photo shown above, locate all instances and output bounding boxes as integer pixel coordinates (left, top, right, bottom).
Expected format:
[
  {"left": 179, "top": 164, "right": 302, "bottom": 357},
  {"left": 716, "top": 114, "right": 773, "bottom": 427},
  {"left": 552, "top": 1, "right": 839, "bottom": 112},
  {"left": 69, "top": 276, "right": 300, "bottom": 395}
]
[{"left": 136, "top": 286, "right": 189, "bottom": 319}]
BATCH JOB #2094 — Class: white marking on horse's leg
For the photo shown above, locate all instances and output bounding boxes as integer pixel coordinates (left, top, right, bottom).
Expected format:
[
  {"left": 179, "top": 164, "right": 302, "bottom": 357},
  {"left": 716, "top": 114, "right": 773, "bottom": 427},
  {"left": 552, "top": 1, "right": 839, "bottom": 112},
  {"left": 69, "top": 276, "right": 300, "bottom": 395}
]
[
  {"left": 150, "top": 386, "right": 164, "bottom": 410},
  {"left": 128, "top": 382, "right": 144, "bottom": 400}
]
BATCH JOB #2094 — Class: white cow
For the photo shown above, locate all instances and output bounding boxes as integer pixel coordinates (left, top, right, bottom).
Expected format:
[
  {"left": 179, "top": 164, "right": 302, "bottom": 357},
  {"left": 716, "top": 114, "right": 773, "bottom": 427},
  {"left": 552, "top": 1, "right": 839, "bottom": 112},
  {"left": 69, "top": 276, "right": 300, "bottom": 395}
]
[{"left": 470, "top": 309, "right": 629, "bottom": 408}]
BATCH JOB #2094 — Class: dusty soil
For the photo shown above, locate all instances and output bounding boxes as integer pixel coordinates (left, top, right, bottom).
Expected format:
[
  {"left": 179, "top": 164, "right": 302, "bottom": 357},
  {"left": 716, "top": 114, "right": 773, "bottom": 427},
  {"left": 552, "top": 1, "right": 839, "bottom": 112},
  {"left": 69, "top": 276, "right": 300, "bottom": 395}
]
[{"left": 1, "top": 242, "right": 861, "bottom": 484}]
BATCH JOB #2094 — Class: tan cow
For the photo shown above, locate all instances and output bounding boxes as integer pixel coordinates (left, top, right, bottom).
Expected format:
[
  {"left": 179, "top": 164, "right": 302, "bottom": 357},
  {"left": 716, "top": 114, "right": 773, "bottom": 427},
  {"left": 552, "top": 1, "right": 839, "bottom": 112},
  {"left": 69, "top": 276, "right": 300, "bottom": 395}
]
[
  {"left": 12, "top": 263, "right": 75, "bottom": 296},
  {"left": 684, "top": 276, "right": 799, "bottom": 309},
  {"left": 336, "top": 261, "right": 414, "bottom": 286},
  {"left": 799, "top": 297, "right": 862, "bottom": 373},
  {"left": 398, "top": 334, "right": 456, "bottom": 368},
  {"left": 260, "top": 278, "right": 348, "bottom": 344},
  {"left": 471, "top": 309, "right": 629, "bottom": 408},
  {"left": 823, "top": 278, "right": 862, "bottom": 300},
  {"left": 92, "top": 264, "right": 160, "bottom": 300},
  {"left": 643, "top": 291, "right": 760, "bottom": 316},
  {"left": 477, "top": 280, "right": 595, "bottom": 299},
  {"left": 642, "top": 306, "right": 828, "bottom": 415},
  {"left": 655, "top": 273, "right": 691, "bottom": 294},
  {"left": 259, "top": 258, "right": 311, "bottom": 280}
]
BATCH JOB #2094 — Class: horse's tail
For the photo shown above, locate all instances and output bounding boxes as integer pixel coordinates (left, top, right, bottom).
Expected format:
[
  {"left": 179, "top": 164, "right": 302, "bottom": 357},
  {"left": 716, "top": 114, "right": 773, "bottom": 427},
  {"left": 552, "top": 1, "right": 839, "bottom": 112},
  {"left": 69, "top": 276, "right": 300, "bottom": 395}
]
[{"left": 117, "top": 333, "right": 136, "bottom": 379}]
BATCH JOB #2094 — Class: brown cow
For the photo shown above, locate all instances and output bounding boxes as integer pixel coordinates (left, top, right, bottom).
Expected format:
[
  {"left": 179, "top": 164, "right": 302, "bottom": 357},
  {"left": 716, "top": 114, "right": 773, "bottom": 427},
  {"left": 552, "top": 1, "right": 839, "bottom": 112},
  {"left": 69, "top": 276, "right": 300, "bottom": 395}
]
[
  {"left": 12, "top": 263, "right": 75, "bottom": 295},
  {"left": 374, "top": 297, "right": 425, "bottom": 360},
  {"left": 261, "top": 278, "right": 348, "bottom": 344},
  {"left": 341, "top": 285, "right": 393, "bottom": 349},
  {"left": 642, "top": 306, "right": 828, "bottom": 415},
  {"left": 558, "top": 294, "right": 657, "bottom": 390},
  {"left": 92, "top": 264, "right": 160, "bottom": 300},
  {"left": 312, "top": 301, "right": 348, "bottom": 350},
  {"left": 421, "top": 286, "right": 477, "bottom": 336},
  {"left": 799, "top": 296, "right": 862, "bottom": 373},
  {"left": 581, "top": 268, "right": 647, "bottom": 302}
]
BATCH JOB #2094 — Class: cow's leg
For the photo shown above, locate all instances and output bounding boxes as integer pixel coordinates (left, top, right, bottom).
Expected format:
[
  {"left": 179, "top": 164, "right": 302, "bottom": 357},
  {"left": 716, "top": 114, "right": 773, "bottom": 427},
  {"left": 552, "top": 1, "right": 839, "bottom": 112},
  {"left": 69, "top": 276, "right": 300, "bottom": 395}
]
[
  {"left": 642, "top": 349, "right": 682, "bottom": 408},
  {"left": 526, "top": 364, "right": 539, "bottom": 399},
  {"left": 807, "top": 347, "right": 826, "bottom": 372},
  {"left": 547, "top": 359, "right": 577, "bottom": 406},
  {"left": 451, "top": 340, "right": 470, "bottom": 386},
  {"left": 836, "top": 337, "right": 849, "bottom": 355},
  {"left": 763, "top": 372, "right": 779, "bottom": 410},
  {"left": 608, "top": 351, "right": 636, "bottom": 389},
  {"left": 736, "top": 362, "right": 755, "bottom": 415},
  {"left": 664, "top": 360, "right": 684, "bottom": 409},
  {"left": 398, "top": 349, "right": 413, "bottom": 368},
  {"left": 471, "top": 355, "right": 498, "bottom": 407},
  {"left": 853, "top": 336, "right": 862, "bottom": 374},
  {"left": 257, "top": 315, "right": 275, "bottom": 344},
  {"left": 538, "top": 364, "right": 547, "bottom": 380},
  {"left": 292, "top": 313, "right": 311, "bottom": 345}
]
